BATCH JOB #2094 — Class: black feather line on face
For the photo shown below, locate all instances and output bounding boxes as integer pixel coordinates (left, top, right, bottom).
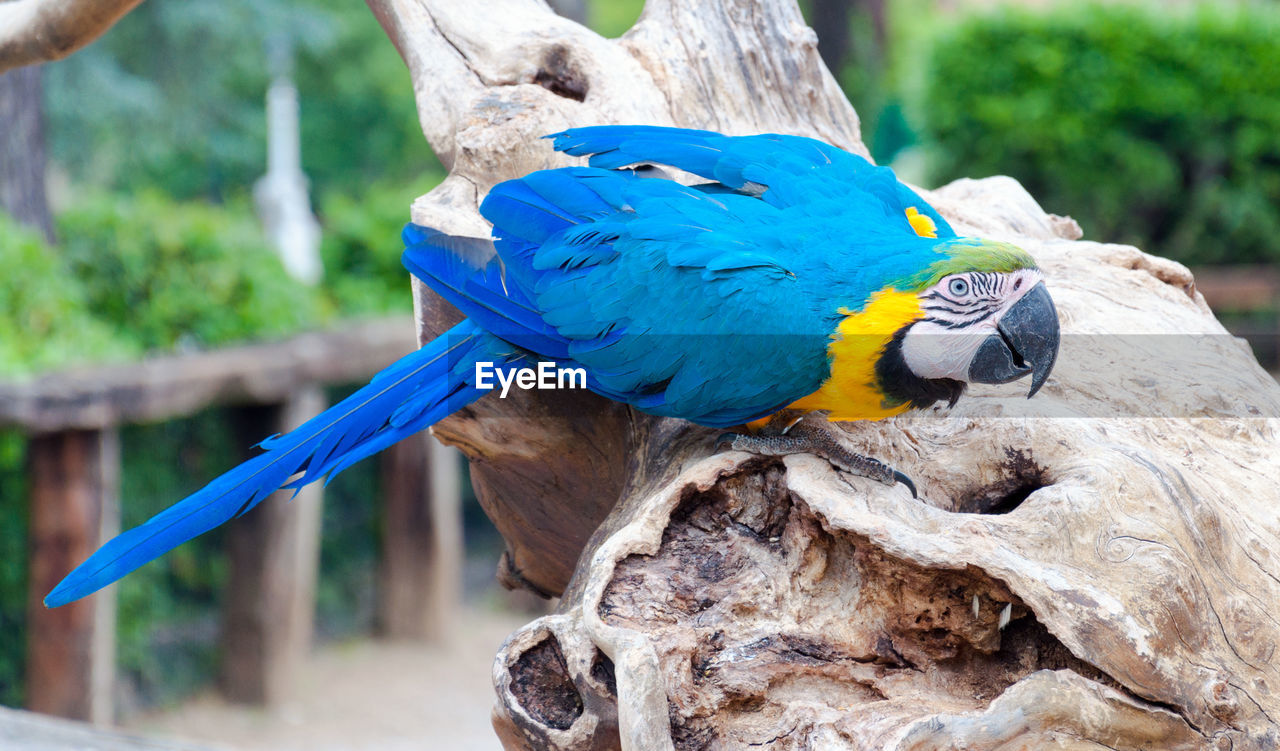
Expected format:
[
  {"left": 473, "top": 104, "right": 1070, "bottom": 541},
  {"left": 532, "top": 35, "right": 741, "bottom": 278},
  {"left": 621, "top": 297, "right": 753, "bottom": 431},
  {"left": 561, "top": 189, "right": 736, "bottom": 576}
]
[{"left": 875, "top": 325, "right": 966, "bottom": 410}]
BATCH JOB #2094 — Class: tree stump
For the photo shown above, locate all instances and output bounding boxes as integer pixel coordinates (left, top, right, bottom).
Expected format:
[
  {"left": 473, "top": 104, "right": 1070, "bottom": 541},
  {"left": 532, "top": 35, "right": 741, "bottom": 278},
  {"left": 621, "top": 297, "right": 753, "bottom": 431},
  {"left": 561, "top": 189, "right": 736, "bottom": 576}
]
[{"left": 367, "top": 0, "right": 1280, "bottom": 748}]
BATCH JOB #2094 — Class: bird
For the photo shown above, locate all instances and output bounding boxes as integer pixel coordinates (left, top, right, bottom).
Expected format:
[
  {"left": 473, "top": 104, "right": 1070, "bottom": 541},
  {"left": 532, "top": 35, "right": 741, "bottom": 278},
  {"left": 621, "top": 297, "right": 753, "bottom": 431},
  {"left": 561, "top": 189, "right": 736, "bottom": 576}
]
[{"left": 45, "top": 125, "right": 1059, "bottom": 608}]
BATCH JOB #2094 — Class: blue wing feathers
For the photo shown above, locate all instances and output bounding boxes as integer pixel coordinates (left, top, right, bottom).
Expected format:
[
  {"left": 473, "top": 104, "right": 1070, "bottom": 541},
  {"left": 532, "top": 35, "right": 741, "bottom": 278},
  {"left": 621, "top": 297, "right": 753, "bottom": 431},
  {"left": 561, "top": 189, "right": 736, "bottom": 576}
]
[
  {"left": 49, "top": 125, "right": 962, "bottom": 607},
  {"left": 549, "top": 125, "right": 956, "bottom": 239},
  {"left": 401, "top": 228, "right": 571, "bottom": 359}
]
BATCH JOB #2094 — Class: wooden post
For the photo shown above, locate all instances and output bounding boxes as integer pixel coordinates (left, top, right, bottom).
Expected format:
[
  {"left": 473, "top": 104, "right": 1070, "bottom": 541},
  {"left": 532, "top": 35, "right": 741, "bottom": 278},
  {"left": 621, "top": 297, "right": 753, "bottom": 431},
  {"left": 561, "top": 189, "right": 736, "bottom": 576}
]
[
  {"left": 376, "top": 434, "right": 462, "bottom": 641},
  {"left": 219, "top": 387, "right": 324, "bottom": 705},
  {"left": 25, "top": 428, "right": 119, "bottom": 724}
]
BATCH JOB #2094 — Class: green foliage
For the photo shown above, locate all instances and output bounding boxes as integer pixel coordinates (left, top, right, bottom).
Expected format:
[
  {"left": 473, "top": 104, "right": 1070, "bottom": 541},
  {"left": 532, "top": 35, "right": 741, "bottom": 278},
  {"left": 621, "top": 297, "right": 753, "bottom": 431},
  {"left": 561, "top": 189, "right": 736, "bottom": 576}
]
[
  {"left": 314, "top": 386, "right": 380, "bottom": 639},
  {"left": 2, "top": 194, "right": 333, "bottom": 708},
  {"left": 2, "top": 0, "right": 454, "bottom": 714},
  {"left": 57, "top": 193, "right": 325, "bottom": 352},
  {"left": 292, "top": 0, "right": 441, "bottom": 195},
  {"left": 829, "top": 7, "right": 892, "bottom": 160},
  {"left": 0, "top": 432, "right": 29, "bottom": 707},
  {"left": 0, "top": 214, "right": 135, "bottom": 378},
  {"left": 916, "top": 3, "right": 1280, "bottom": 266},
  {"left": 588, "top": 0, "right": 644, "bottom": 37},
  {"left": 115, "top": 412, "right": 239, "bottom": 707},
  {"left": 317, "top": 179, "right": 440, "bottom": 315},
  {"left": 44, "top": 0, "right": 436, "bottom": 202},
  {"left": 45, "top": 2, "right": 283, "bottom": 199}
]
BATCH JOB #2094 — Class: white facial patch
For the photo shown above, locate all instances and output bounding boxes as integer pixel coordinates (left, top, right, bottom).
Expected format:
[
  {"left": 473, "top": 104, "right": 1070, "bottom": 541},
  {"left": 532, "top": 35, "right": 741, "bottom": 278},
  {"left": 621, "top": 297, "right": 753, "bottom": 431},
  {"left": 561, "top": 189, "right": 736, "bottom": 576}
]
[{"left": 901, "top": 268, "right": 1043, "bottom": 382}]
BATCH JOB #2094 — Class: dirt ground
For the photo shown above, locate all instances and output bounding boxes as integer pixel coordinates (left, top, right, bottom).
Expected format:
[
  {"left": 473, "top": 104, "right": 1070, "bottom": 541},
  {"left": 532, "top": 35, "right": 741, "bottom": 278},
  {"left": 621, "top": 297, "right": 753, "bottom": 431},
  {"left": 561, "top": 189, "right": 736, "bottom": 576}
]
[{"left": 122, "top": 605, "right": 532, "bottom": 751}]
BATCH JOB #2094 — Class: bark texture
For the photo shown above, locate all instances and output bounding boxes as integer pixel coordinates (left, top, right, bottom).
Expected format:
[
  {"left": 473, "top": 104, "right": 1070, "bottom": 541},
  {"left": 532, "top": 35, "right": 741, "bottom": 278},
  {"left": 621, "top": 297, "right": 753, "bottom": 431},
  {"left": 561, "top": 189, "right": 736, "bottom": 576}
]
[{"left": 368, "top": 1, "right": 1280, "bottom": 748}]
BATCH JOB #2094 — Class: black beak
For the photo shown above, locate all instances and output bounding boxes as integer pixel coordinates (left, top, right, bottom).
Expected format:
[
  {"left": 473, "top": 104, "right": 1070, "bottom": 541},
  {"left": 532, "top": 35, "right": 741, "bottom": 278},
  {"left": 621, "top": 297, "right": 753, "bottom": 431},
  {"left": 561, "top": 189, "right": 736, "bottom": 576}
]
[{"left": 968, "top": 280, "right": 1060, "bottom": 398}]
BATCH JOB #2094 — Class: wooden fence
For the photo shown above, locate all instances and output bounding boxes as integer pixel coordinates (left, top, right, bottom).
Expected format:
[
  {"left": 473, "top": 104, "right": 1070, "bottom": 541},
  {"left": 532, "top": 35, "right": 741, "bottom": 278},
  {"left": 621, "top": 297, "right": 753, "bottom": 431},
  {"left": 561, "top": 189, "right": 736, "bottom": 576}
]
[{"left": 0, "top": 316, "right": 462, "bottom": 724}]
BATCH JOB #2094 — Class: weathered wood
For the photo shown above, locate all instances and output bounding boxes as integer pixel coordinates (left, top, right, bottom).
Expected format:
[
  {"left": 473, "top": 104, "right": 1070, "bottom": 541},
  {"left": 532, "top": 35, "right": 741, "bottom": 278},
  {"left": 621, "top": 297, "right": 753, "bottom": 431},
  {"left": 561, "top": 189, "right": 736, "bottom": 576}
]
[
  {"left": 0, "top": 0, "right": 146, "bottom": 75},
  {"left": 370, "top": 0, "right": 859, "bottom": 601},
  {"left": 373, "top": 1, "right": 1280, "bottom": 749},
  {"left": 218, "top": 387, "right": 325, "bottom": 705},
  {"left": 0, "top": 705, "right": 211, "bottom": 751},
  {"left": 0, "top": 316, "right": 416, "bottom": 433},
  {"left": 376, "top": 434, "right": 463, "bottom": 641},
  {"left": 25, "top": 428, "right": 119, "bottom": 724}
]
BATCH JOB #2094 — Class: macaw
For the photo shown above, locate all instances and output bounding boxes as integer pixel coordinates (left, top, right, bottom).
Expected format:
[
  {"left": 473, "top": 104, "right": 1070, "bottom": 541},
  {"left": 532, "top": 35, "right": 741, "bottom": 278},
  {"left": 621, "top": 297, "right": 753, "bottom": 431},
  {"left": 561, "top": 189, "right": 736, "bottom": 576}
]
[{"left": 46, "top": 125, "right": 1058, "bottom": 608}]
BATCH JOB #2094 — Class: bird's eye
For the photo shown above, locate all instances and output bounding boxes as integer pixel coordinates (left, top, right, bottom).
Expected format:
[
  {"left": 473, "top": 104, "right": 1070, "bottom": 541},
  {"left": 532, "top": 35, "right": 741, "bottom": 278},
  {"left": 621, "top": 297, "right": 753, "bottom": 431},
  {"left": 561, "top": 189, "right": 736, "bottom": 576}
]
[{"left": 947, "top": 277, "right": 970, "bottom": 297}]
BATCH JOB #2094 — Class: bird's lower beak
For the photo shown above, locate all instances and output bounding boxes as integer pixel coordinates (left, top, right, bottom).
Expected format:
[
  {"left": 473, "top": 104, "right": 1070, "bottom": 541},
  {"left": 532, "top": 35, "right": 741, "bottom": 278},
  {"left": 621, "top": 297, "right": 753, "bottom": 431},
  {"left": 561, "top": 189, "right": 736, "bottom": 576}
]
[{"left": 968, "top": 281, "right": 1060, "bottom": 398}]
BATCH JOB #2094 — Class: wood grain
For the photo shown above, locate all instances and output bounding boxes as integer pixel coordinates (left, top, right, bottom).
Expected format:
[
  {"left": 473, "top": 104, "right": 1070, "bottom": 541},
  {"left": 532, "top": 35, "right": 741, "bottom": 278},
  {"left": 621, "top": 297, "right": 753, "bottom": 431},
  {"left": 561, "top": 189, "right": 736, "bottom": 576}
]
[{"left": 369, "top": 1, "right": 1280, "bottom": 748}]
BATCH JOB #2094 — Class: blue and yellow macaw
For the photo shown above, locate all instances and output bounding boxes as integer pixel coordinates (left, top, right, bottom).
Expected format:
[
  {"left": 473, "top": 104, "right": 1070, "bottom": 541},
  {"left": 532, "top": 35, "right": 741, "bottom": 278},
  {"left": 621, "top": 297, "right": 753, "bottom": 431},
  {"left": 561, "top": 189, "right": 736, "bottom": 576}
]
[{"left": 46, "top": 126, "right": 1058, "bottom": 607}]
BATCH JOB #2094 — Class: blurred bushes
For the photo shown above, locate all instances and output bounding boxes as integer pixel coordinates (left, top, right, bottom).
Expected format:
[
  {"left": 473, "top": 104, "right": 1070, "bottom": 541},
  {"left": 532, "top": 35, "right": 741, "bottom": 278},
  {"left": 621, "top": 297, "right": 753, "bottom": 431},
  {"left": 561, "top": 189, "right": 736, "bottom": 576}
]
[
  {"left": 314, "top": 385, "right": 383, "bottom": 639},
  {"left": 917, "top": 3, "right": 1280, "bottom": 266},
  {"left": 114, "top": 412, "right": 239, "bottom": 708},
  {"left": 0, "top": 177, "right": 431, "bottom": 380},
  {"left": 588, "top": 0, "right": 644, "bottom": 37},
  {"left": 0, "top": 215, "right": 134, "bottom": 378},
  {"left": 0, "top": 181, "right": 418, "bottom": 707},
  {"left": 44, "top": 0, "right": 438, "bottom": 203},
  {"left": 58, "top": 193, "right": 324, "bottom": 353},
  {"left": 0, "top": 432, "right": 28, "bottom": 707},
  {"left": 1, "top": 0, "right": 447, "bottom": 715},
  {"left": 317, "top": 179, "right": 433, "bottom": 316}
]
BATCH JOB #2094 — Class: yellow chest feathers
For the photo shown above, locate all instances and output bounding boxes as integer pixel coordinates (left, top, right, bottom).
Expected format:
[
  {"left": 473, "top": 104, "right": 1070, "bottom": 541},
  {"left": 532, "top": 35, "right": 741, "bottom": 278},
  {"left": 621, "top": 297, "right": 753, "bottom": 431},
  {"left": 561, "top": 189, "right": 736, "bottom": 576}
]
[{"left": 788, "top": 288, "right": 922, "bottom": 421}]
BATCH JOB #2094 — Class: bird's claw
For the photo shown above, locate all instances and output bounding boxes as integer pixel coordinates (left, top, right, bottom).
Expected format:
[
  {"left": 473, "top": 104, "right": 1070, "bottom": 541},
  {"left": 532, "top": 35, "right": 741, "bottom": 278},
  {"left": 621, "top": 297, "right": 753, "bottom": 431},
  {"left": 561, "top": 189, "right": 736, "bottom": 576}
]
[
  {"left": 714, "top": 422, "right": 919, "bottom": 498},
  {"left": 715, "top": 432, "right": 740, "bottom": 449},
  {"left": 892, "top": 469, "right": 918, "bottom": 499}
]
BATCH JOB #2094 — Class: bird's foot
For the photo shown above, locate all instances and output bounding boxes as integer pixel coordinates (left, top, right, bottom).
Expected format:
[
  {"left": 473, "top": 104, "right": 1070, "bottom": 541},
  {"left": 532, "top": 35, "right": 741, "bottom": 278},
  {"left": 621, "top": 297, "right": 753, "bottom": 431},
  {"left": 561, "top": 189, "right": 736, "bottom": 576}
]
[{"left": 716, "top": 418, "right": 917, "bottom": 498}]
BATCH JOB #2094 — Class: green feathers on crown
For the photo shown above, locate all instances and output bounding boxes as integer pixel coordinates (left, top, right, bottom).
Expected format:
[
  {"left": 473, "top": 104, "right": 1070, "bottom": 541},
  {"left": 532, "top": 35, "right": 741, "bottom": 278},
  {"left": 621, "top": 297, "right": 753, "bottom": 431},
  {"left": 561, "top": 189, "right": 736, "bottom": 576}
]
[{"left": 899, "top": 239, "right": 1038, "bottom": 292}]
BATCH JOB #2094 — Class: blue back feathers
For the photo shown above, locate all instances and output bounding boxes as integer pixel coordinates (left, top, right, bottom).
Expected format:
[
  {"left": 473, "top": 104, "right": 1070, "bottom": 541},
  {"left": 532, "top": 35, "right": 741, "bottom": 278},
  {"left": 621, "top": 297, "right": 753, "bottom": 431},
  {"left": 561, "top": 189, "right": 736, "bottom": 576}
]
[
  {"left": 48, "top": 125, "right": 956, "bottom": 606},
  {"left": 407, "top": 125, "right": 958, "bottom": 423}
]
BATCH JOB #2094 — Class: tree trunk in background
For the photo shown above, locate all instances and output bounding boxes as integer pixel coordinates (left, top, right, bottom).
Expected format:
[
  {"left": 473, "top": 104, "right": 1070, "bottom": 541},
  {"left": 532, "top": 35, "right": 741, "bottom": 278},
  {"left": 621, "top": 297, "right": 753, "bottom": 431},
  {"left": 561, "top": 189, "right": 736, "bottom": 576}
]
[
  {"left": 369, "top": 1, "right": 1280, "bottom": 748},
  {"left": 809, "top": 0, "right": 887, "bottom": 76},
  {"left": 0, "top": 64, "right": 54, "bottom": 243},
  {"left": 810, "top": 0, "right": 852, "bottom": 73},
  {"left": 867, "top": 0, "right": 886, "bottom": 51}
]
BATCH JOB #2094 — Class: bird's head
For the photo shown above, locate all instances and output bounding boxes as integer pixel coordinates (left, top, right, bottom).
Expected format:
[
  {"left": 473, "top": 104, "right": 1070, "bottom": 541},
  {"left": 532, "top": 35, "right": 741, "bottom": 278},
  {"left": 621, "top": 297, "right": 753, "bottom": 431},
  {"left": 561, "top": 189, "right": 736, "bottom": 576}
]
[{"left": 878, "top": 239, "right": 1060, "bottom": 409}]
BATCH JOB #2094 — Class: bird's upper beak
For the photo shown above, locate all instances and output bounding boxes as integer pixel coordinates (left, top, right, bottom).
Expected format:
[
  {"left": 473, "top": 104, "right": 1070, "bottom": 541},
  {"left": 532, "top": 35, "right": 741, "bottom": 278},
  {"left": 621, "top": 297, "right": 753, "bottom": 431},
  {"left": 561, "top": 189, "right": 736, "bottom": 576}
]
[{"left": 968, "top": 281, "right": 1060, "bottom": 397}]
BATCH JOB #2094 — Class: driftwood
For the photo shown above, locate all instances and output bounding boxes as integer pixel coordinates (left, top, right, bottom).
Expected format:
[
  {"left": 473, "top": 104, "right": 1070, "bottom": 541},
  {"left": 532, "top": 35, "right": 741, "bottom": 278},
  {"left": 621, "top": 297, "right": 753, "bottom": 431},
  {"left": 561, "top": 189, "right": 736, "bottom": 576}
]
[
  {"left": 0, "top": 0, "right": 146, "bottom": 75},
  {"left": 368, "top": 0, "right": 1280, "bottom": 748}
]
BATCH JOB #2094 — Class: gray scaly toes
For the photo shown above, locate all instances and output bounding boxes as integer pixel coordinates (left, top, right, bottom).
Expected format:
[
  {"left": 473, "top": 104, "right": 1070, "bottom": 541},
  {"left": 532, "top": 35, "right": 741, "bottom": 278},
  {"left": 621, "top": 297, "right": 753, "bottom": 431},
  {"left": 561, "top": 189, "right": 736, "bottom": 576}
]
[{"left": 716, "top": 421, "right": 917, "bottom": 498}]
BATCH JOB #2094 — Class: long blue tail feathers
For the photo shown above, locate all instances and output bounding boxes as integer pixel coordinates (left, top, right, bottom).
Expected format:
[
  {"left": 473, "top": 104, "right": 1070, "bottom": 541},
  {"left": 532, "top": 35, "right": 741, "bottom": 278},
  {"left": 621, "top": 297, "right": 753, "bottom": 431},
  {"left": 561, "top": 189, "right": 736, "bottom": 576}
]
[
  {"left": 44, "top": 319, "right": 502, "bottom": 608},
  {"left": 47, "top": 125, "right": 905, "bottom": 607}
]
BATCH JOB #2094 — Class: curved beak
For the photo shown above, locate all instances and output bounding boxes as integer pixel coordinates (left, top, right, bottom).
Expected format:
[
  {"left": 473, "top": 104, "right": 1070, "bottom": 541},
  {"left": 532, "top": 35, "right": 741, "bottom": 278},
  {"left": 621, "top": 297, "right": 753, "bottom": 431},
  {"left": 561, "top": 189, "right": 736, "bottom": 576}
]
[{"left": 968, "top": 280, "right": 1060, "bottom": 398}]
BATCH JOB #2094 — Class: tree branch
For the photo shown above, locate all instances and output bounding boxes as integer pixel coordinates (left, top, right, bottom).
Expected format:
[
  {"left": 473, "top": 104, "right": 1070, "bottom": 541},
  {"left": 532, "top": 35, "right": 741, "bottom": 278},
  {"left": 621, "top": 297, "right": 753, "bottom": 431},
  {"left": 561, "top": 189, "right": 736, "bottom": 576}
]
[
  {"left": 0, "top": 0, "right": 145, "bottom": 75},
  {"left": 370, "top": 1, "right": 1280, "bottom": 747}
]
